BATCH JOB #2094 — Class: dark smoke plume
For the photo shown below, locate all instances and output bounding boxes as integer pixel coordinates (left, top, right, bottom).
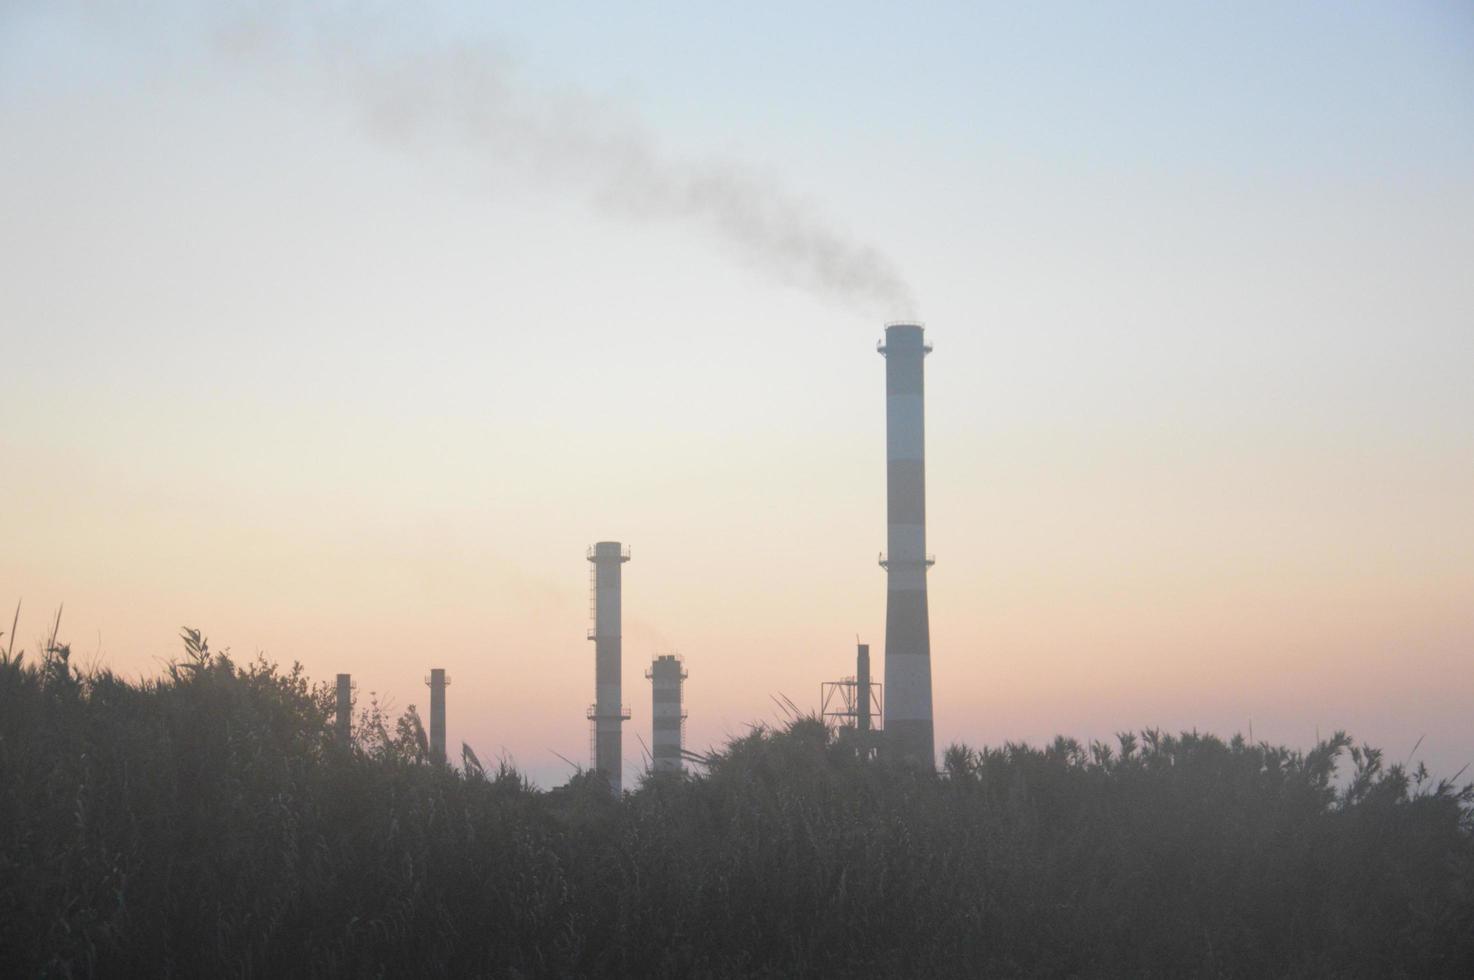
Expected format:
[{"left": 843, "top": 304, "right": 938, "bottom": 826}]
[{"left": 217, "top": 6, "right": 918, "bottom": 316}]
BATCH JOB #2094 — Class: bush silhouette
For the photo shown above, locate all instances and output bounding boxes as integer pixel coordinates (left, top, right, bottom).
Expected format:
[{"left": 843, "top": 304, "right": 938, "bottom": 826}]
[{"left": 2, "top": 629, "right": 1471, "bottom": 977}]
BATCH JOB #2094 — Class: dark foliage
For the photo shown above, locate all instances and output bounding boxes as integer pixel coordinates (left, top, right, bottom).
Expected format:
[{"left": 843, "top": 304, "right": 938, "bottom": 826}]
[{"left": 2, "top": 630, "right": 1471, "bottom": 978}]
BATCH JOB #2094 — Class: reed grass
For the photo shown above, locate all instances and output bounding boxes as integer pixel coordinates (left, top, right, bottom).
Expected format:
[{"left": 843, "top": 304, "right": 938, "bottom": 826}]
[{"left": 1, "top": 627, "right": 1470, "bottom": 977}]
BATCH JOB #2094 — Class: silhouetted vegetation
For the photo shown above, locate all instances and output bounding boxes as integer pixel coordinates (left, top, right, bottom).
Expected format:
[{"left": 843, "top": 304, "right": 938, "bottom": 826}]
[{"left": 2, "top": 629, "right": 1471, "bottom": 977}]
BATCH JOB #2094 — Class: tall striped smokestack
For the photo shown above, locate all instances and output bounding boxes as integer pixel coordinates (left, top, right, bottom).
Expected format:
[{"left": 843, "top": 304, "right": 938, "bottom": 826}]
[
  {"left": 587, "top": 541, "right": 631, "bottom": 794},
  {"left": 879, "top": 322, "right": 935, "bottom": 766}
]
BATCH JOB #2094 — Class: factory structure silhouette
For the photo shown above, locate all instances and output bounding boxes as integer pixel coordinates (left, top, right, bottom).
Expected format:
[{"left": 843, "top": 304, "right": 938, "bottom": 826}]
[{"left": 334, "top": 322, "right": 936, "bottom": 787}]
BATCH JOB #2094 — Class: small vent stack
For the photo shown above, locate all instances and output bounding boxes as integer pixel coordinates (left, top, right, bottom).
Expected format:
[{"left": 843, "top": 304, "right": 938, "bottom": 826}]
[
  {"left": 426, "top": 668, "right": 450, "bottom": 765},
  {"left": 647, "top": 654, "right": 688, "bottom": 774}
]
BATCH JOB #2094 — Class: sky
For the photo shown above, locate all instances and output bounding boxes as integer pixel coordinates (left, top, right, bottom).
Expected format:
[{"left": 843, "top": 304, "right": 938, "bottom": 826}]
[{"left": 2, "top": 1, "right": 1471, "bottom": 787}]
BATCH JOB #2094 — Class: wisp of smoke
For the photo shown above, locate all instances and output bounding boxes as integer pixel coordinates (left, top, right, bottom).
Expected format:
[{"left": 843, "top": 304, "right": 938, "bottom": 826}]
[{"left": 219, "top": 6, "right": 918, "bottom": 317}]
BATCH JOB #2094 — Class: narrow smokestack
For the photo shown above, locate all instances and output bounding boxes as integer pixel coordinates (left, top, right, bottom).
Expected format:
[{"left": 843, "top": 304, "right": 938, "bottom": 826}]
[
  {"left": 335, "top": 673, "right": 352, "bottom": 743},
  {"left": 856, "top": 643, "right": 871, "bottom": 734},
  {"left": 647, "top": 654, "right": 687, "bottom": 774},
  {"left": 426, "top": 668, "right": 449, "bottom": 765},
  {"left": 587, "top": 541, "right": 631, "bottom": 794},
  {"left": 879, "top": 322, "right": 935, "bottom": 766}
]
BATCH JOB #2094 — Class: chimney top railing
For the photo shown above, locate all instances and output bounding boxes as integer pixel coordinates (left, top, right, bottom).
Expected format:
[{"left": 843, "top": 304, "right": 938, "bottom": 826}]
[{"left": 878, "top": 552, "right": 936, "bottom": 569}]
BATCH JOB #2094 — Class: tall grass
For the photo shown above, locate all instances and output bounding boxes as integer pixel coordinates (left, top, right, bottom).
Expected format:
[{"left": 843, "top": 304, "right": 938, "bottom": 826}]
[{"left": 2, "top": 628, "right": 1471, "bottom": 977}]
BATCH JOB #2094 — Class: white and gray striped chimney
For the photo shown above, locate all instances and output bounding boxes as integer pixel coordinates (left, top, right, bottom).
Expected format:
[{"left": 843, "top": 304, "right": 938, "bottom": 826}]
[
  {"left": 647, "top": 654, "right": 687, "bottom": 774},
  {"left": 878, "top": 322, "right": 935, "bottom": 766}
]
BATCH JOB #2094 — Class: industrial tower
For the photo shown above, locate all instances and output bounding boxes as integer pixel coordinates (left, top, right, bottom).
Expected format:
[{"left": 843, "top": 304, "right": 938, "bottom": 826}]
[
  {"left": 425, "top": 668, "right": 449, "bottom": 765},
  {"left": 821, "top": 642, "right": 882, "bottom": 742},
  {"left": 587, "top": 541, "right": 632, "bottom": 794},
  {"left": 647, "top": 654, "right": 687, "bottom": 774},
  {"left": 879, "top": 322, "right": 935, "bottom": 766},
  {"left": 335, "top": 673, "right": 353, "bottom": 743}
]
